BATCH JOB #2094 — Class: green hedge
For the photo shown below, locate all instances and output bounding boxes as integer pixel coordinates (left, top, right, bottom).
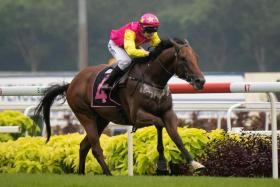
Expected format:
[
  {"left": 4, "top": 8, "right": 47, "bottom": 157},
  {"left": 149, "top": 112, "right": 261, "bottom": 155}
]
[
  {"left": 0, "top": 127, "right": 224, "bottom": 175},
  {"left": 0, "top": 111, "right": 277, "bottom": 176},
  {"left": 2, "top": 127, "right": 276, "bottom": 176},
  {"left": 0, "top": 110, "right": 40, "bottom": 141}
]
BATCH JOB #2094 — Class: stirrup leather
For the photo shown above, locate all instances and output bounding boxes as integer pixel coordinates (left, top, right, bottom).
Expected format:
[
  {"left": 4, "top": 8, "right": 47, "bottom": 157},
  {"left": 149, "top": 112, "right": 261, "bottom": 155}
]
[{"left": 102, "top": 84, "right": 113, "bottom": 91}]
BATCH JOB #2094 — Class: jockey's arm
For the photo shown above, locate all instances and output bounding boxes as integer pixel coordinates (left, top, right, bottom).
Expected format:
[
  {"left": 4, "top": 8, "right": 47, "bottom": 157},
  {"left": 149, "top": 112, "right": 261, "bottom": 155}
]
[
  {"left": 150, "top": 32, "right": 161, "bottom": 47},
  {"left": 124, "top": 30, "right": 148, "bottom": 58}
]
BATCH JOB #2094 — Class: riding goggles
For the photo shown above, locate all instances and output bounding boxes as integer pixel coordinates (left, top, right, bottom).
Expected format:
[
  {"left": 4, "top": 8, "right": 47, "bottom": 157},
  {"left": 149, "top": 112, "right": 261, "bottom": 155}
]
[{"left": 142, "top": 26, "right": 158, "bottom": 33}]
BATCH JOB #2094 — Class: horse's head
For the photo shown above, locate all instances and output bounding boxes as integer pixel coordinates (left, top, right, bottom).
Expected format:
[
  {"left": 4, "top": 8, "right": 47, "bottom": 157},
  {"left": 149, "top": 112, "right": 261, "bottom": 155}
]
[{"left": 170, "top": 38, "right": 205, "bottom": 90}]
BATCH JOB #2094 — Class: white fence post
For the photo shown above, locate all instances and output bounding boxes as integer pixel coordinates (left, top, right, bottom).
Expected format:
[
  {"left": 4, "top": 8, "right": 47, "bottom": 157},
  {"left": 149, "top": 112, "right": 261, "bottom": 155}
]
[
  {"left": 127, "top": 126, "right": 133, "bottom": 176},
  {"left": 267, "top": 92, "right": 278, "bottom": 179}
]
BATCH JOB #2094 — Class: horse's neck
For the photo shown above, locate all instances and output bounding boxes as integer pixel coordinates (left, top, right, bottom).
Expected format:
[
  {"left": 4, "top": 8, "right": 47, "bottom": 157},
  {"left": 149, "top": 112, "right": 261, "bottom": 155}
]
[
  {"left": 145, "top": 50, "right": 175, "bottom": 86},
  {"left": 129, "top": 49, "right": 175, "bottom": 87}
]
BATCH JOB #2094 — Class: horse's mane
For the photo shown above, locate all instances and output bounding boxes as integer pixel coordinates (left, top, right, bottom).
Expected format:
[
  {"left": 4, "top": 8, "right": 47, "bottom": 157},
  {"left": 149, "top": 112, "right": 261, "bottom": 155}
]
[
  {"left": 133, "top": 38, "right": 186, "bottom": 63},
  {"left": 149, "top": 38, "right": 186, "bottom": 60}
]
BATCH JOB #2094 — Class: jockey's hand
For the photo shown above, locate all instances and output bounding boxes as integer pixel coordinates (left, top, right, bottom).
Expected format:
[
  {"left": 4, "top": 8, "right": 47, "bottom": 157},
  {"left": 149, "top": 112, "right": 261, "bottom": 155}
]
[
  {"left": 147, "top": 46, "right": 155, "bottom": 52},
  {"left": 144, "top": 51, "right": 150, "bottom": 56}
]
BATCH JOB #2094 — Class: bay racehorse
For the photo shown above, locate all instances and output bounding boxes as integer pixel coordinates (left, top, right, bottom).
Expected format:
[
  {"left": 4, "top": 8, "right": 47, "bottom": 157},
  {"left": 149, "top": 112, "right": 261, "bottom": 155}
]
[{"left": 34, "top": 38, "right": 206, "bottom": 175}]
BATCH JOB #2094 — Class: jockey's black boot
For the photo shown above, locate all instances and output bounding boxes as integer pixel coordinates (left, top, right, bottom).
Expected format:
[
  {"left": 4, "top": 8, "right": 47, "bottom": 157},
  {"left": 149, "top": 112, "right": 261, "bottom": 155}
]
[{"left": 102, "top": 66, "right": 124, "bottom": 91}]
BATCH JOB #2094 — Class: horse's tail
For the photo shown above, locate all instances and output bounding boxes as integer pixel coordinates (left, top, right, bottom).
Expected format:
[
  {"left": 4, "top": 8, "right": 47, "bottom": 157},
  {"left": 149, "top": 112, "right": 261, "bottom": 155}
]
[{"left": 34, "top": 83, "right": 70, "bottom": 143}]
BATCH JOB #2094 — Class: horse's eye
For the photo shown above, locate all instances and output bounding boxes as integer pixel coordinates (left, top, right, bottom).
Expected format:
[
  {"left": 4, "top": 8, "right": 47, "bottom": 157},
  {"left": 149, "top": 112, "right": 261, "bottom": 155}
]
[{"left": 180, "top": 56, "right": 188, "bottom": 62}]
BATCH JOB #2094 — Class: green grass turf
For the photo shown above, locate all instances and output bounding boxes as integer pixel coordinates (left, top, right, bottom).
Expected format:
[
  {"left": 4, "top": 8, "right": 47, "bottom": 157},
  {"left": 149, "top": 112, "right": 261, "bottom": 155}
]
[{"left": 0, "top": 174, "right": 279, "bottom": 187}]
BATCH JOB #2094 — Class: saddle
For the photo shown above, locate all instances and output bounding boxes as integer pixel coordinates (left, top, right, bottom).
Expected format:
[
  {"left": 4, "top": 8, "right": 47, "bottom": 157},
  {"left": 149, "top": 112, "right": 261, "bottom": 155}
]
[
  {"left": 91, "top": 65, "right": 128, "bottom": 108},
  {"left": 91, "top": 57, "right": 149, "bottom": 108}
]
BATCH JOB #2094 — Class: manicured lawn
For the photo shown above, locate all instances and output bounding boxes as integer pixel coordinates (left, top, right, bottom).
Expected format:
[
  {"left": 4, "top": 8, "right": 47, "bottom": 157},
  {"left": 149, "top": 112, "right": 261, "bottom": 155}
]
[{"left": 0, "top": 174, "right": 279, "bottom": 187}]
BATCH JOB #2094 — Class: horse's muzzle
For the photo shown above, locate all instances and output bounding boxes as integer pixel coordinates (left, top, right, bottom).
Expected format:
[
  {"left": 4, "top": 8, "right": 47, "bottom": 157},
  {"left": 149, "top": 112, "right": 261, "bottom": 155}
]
[
  {"left": 184, "top": 74, "right": 205, "bottom": 90},
  {"left": 193, "top": 77, "right": 205, "bottom": 90}
]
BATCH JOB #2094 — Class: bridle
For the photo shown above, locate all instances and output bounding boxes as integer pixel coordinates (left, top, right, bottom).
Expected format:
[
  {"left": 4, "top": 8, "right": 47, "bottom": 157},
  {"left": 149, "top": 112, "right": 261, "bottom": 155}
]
[
  {"left": 129, "top": 40, "right": 194, "bottom": 94},
  {"left": 157, "top": 42, "right": 189, "bottom": 77}
]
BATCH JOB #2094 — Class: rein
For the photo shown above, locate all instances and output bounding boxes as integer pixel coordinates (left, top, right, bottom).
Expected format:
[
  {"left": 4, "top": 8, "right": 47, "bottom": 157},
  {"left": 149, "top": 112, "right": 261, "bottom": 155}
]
[
  {"left": 128, "top": 76, "right": 165, "bottom": 90},
  {"left": 158, "top": 58, "right": 173, "bottom": 76}
]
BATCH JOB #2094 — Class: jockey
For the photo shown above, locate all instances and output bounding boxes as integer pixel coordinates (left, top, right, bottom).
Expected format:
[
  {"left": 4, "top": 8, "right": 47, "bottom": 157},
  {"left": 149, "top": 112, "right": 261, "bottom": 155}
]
[{"left": 102, "top": 13, "right": 161, "bottom": 91}]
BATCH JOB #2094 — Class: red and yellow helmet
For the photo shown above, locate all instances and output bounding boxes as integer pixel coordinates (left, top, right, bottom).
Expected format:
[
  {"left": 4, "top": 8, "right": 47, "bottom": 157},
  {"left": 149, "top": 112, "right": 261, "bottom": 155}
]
[{"left": 139, "top": 13, "right": 160, "bottom": 33}]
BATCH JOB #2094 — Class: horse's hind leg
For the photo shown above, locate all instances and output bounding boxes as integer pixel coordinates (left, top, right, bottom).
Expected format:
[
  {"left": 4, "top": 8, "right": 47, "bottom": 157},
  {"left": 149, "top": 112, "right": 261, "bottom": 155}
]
[
  {"left": 75, "top": 112, "right": 111, "bottom": 175},
  {"left": 79, "top": 135, "right": 91, "bottom": 174},
  {"left": 156, "top": 126, "right": 169, "bottom": 175},
  {"left": 78, "top": 117, "right": 109, "bottom": 174}
]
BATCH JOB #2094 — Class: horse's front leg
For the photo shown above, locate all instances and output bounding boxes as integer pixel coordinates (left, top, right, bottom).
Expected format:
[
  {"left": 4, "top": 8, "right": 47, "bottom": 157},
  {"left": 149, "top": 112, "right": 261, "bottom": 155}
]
[
  {"left": 163, "top": 110, "right": 205, "bottom": 171},
  {"left": 156, "top": 126, "right": 169, "bottom": 175},
  {"left": 133, "top": 109, "right": 169, "bottom": 174}
]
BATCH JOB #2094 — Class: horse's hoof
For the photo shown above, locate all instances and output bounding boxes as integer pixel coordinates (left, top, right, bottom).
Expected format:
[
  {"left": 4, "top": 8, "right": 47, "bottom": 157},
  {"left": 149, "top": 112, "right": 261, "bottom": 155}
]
[
  {"left": 103, "top": 171, "right": 112, "bottom": 176},
  {"left": 194, "top": 167, "right": 207, "bottom": 176},
  {"left": 156, "top": 169, "right": 169, "bottom": 175},
  {"left": 77, "top": 171, "right": 85, "bottom": 175},
  {"left": 191, "top": 161, "right": 205, "bottom": 170}
]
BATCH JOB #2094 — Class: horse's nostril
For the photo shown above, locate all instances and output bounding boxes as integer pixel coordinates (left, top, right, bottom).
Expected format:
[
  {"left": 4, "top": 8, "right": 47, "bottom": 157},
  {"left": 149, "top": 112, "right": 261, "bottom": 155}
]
[
  {"left": 195, "top": 78, "right": 204, "bottom": 84},
  {"left": 196, "top": 78, "right": 205, "bottom": 84}
]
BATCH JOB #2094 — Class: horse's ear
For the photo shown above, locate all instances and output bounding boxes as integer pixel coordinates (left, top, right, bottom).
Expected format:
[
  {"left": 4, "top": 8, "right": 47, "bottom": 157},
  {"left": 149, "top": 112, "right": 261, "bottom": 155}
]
[
  {"left": 169, "top": 38, "right": 181, "bottom": 51},
  {"left": 184, "top": 39, "right": 190, "bottom": 46}
]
